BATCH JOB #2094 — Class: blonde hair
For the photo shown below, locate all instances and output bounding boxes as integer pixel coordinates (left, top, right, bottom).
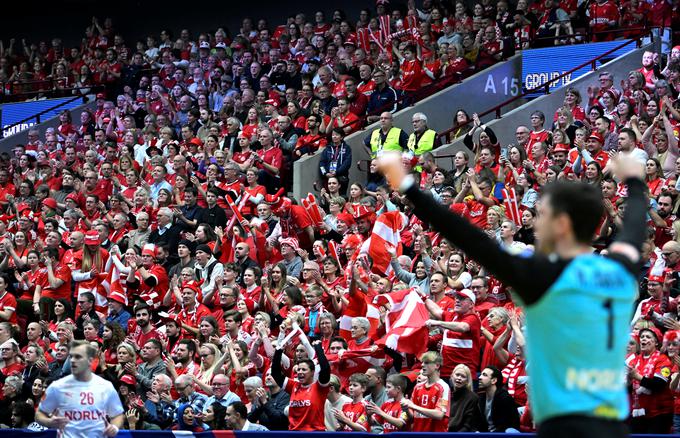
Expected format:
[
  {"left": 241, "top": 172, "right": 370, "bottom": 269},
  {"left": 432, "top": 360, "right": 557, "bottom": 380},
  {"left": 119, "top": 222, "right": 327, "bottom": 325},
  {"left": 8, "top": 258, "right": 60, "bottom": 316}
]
[{"left": 451, "top": 364, "right": 473, "bottom": 391}]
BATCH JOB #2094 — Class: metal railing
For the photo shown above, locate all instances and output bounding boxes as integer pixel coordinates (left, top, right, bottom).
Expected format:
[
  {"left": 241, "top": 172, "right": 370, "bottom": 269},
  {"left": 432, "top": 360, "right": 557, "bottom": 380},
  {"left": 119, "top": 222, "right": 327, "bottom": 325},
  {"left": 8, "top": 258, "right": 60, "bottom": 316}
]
[
  {"left": 352, "top": 37, "right": 641, "bottom": 170},
  {"left": 434, "top": 37, "right": 641, "bottom": 143},
  {"left": 0, "top": 94, "right": 93, "bottom": 139}
]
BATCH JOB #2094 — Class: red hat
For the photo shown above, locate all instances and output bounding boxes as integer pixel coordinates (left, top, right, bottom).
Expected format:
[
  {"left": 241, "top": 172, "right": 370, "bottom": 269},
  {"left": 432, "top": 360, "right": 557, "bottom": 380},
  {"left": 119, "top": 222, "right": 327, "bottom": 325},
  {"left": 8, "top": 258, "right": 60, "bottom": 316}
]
[
  {"left": 264, "top": 99, "right": 279, "bottom": 108},
  {"left": 84, "top": 230, "right": 101, "bottom": 246},
  {"left": 182, "top": 280, "right": 203, "bottom": 297},
  {"left": 96, "top": 93, "right": 106, "bottom": 99},
  {"left": 109, "top": 290, "right": 128, "bottom": 306},
  {"left": 42, "top": 198, "right": 57, "bottom": 210},
  {"left": 119, "top": 374, "right": 137, "bottom": 386},
  {"left": 341, "top": 233, "right": 363, "bottom": 249},
  {"left": 641, "top": 326, "right": 663, "bottom": 344},
  {"left": 265, "top": 193, "right": 292, "bottom": 215},
  {"left": 142, "top": 243, "right": 157, "bottom": 258},
  {"left": 587, "top": 132, "right": 604, "bottom": 144},
  {"left": 280, "top": 237, "right": 299, "bottom": 251},
  {"left": 16, "top": 203, "right": 31, "bottom": 213},
  {"left": 241, "top": 297, "right": 256, "bottom": 314},
  {"left": 336, "top": 213, "right": 355, "bottom": 226},
  {"left": 65, "top": 193, "right": 80, "bottom": 203},
  {"left": 353, "top": 205, "right": 375, "bottom": 221},
  {"left": 188, "top": 137, "right": 204, "bottom": 147},
  {"left": 552, "top": 143, "right": 570, "bottom": 154},
  {"left": 456, "top": 289, "right": 476, "bottom": 304},
  {"left": 664, "top": 330, "right": 680, "bottom": 344},
  {"left": 647, "top": 275, "right": 664, "bottom": 284}
]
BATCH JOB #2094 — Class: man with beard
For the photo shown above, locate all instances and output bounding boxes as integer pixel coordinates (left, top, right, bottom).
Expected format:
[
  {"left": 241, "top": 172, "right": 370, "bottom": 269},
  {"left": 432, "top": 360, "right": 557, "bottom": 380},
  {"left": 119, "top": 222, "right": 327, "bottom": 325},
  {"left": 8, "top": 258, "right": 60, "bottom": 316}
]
[
  {"left": 165, "top": 339, "right": 198, "bottom": 381},
  {"left": 651, "top": 193, "right": 676, "bottom": 247},
  {"left": 127, "top": 303, "right": 167, "bottom": 352}
]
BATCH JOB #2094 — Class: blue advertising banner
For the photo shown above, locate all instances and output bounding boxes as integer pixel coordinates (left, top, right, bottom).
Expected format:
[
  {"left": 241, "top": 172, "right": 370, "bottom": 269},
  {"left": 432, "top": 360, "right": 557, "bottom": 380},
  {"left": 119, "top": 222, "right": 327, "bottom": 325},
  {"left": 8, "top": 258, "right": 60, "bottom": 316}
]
[
  {"left": 1, "top": 97, "right": 83, "bottom": 138},
  {"left": 522, "top": 40, "right": 636, "bottom": 93}
]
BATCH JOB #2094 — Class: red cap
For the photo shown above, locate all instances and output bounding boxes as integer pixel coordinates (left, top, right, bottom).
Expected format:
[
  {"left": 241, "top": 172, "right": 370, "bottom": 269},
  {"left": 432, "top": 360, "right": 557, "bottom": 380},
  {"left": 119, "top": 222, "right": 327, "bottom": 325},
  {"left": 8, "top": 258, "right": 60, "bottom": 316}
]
[
  {"left": 182, "top": 280, "right": 203, "bottom": 297},
  {"left": 552, "top": 143, "right": 570, "bottom": 154},
  {"left": 264, "top": 99, "right": 279, "bottom": 108},
  {"left": 336, "top": 213, "right": 355, "bottom": 226},
  {"left": 587, "top": 132, "right": 604, "bottom": 144},
  {"left": 84, "top": 230, "right": 101, "bottom": 246},
  {"left": 42, "top": 198, "right": 57, "bottom": 210},
  {"left": 16, "top": 203, "right": 31, "bottom": 213},
  {"left": 353, "top": 205, "right": 375, "bottom": 221},
  {"left": 647, "top": 275, "right": 665, "bottom": 284},
  {"left": 142, "top": 243, "right": 157, "bottom": 258},
  {"left": 641, "top": 326, "right": 663, "bottom": 344},
  {"left": 119, "top": 374, "right": 137, "bottom": 386},
  {"left": 188, "top": 137, "right": 204, "bottom": 147}
]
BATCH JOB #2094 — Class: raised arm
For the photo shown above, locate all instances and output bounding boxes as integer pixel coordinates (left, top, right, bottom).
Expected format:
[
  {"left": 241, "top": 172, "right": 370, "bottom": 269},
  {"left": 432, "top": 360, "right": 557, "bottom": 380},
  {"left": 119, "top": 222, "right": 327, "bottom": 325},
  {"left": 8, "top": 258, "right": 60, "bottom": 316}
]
[{"left": 379, "top": 154, "right": 561, "bottom": 305}]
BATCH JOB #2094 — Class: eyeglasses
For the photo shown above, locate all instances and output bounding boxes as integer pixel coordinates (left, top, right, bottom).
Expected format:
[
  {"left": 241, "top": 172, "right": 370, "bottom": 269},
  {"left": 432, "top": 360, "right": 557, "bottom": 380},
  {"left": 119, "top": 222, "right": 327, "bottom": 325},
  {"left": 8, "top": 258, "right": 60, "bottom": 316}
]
[
  {"left": 200, "top": 353, "right": 213, "bottom": 358},
  {"left": 662, "top": 252, "right": 676, "bottom": 257}
]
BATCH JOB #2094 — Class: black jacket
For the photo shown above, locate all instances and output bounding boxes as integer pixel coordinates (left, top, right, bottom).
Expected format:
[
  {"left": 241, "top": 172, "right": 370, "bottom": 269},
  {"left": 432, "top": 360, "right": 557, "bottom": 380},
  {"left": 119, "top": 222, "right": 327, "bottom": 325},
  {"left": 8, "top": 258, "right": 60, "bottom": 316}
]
[
  {"left": 247, "top": 389, "right": 290, "bottom": 430},
  {"left": 449, "top": 387, "right": 484, "bottom": 432},
  {"left": 478, "top": 387, "right": 520, "bottom": 433}
]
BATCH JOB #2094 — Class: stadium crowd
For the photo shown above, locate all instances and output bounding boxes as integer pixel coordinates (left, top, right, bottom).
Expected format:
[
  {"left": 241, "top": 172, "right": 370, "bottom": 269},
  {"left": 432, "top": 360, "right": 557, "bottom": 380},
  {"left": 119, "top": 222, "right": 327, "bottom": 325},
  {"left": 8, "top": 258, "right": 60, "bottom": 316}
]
[{"left": 0, "top": 0, "right": 678, "bottom": 435}]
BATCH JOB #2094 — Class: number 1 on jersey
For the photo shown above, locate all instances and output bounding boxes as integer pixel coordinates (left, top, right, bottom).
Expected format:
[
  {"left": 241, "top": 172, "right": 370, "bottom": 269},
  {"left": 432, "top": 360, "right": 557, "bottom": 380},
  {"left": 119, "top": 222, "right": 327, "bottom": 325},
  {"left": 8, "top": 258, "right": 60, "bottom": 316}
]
[{"left": 603, "top": 299, "right": 613, "bottom": 350}]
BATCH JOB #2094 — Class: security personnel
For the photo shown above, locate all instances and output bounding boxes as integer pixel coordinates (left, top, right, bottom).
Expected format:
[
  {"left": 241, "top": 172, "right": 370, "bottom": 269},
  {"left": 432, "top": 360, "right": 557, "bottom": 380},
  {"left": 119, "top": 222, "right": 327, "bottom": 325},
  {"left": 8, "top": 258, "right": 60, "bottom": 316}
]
[
  {"left": 408, "top": 112, "right": 442, "bottom": 157},
  {"left": 363, "top": 112, "right": 408, "bottom": 158}
]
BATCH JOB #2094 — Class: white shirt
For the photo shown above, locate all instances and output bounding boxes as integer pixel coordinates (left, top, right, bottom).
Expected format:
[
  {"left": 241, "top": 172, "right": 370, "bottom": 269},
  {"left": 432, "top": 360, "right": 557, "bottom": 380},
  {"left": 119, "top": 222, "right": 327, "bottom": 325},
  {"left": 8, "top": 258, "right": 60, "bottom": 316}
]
[{"left": 39, "top": 374, "right": 124, "bottom": 438}]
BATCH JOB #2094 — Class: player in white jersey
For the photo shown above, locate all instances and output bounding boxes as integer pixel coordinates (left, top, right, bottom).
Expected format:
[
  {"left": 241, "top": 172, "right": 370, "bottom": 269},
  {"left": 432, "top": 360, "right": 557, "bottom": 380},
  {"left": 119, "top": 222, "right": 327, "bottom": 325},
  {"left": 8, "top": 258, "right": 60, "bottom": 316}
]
[{"left": 36, "top": 341, "right": 124, "bottom": 438}]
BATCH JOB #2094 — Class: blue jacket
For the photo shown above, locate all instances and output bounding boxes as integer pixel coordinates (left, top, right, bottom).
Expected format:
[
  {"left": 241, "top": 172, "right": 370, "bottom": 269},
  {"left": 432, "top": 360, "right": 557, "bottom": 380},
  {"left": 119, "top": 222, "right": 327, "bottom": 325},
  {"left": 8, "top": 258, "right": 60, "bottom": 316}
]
[{"left": 319, "top": 142, "right": 352, "bottom": 178}]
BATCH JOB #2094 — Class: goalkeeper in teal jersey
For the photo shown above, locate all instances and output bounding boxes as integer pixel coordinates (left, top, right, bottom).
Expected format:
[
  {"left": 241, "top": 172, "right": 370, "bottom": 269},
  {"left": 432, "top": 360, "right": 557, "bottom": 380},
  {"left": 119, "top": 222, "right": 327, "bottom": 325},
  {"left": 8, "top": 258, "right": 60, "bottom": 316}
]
[{"left": 379, "top": 155, "right": 646, "bottom": 438}]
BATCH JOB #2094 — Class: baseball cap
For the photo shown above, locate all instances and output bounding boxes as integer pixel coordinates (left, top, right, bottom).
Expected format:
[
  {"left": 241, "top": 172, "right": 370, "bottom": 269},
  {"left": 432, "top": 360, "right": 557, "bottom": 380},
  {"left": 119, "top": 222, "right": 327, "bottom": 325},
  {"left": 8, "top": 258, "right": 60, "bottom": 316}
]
[
  {"left": 456, "top": 289, "right": 476, "bottom": 304},
  {"left": 199, "top": 41, "right": 210, "bottom": 49}
]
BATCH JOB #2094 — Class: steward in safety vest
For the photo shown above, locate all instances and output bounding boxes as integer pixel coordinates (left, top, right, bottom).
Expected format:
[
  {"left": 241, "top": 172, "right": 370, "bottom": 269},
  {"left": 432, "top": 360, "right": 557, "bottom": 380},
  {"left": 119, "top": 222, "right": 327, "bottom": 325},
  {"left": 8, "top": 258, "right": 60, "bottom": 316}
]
[
  {"left": 363, "top": 111, "right": 408, "bottom": 158},
  {"left": 408, "top": 112, "right": 442, "bottom": 157}
]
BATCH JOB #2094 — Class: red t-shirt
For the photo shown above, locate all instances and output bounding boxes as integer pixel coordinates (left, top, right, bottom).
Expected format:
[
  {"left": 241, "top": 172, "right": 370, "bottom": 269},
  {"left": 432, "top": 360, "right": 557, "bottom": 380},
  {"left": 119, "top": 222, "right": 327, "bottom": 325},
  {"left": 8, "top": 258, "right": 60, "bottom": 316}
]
[
  {"left": 36, "top": 264, "right": 72, "bottom": 300},
  {"left": 410, "top": 379, "right": 450, "bottom": 432},
  {"left": 0, "top": 292, "right": 17, "bottom": 325},
  {"left": 340, "top": 400, "right": 370, "bottom": 431},
  {"left": 377, "top": 399, "right": 408, "bottom": 432},
  {"left": 441, "top": 311, "right": 482, "bottom": 377},
  {"left": 284, "top": 378, "right": 330, "bottom": 431},
  {"left": 400, "top": 59, "right": 424, "bottom": 92}
]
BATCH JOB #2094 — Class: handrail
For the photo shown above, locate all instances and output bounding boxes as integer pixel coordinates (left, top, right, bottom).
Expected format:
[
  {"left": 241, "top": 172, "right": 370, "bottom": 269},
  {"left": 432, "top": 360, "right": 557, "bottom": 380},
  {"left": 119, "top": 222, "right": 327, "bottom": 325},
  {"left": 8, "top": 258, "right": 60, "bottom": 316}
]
[
  {"left": 0, "top": 94, "right": 92, "bottom": 139},
  {"left": 435, "top": 37, "right": 640, "bottom": 143}
]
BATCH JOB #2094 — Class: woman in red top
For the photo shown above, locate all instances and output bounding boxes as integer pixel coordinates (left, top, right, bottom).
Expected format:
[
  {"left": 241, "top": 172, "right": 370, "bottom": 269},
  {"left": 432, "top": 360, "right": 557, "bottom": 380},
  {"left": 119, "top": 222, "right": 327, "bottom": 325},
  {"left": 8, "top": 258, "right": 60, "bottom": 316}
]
[
  {"left": 233, "top": 136, "right": 256, "bottom": 171},
  {"left": 628, "top": 327, "right": 674, "bottom": 434},
  {"left": 15, "top": 250, "right": 41, "bottom": 318},
  {"left": 241, "top": 267, "right": 262, "bottom": 306},
  {"left": 102, "top": 322, "right": 126, "bottom": 366},
  {"left": 272, "top": 340, "right": 331, "bottom": 431},
  {"left": 480, "top": 307, "right": 511, "bottom": 369},
  {"left": 242, "top": 107, "right": 262, "bottom": 141},
  {"left": 344, "top": 183, "right": 365, "bottom": 216},
  {"left": 1, "top": 231, "right": 30, "bottom": 272},
  {"left": 286, "top": 101, "right": 307, "bottom": 131},
  {"left": 241, "top": 168, "right": 266, "bottom": 217},
  {"left": 45, "top": 299, "right": 74, "bottom": 341},
  {"left": 646, "top": 158, "right": 666, "bottom": 196},
  {"left": 226, "top": 340, "right": 258, "bottom": 401}
]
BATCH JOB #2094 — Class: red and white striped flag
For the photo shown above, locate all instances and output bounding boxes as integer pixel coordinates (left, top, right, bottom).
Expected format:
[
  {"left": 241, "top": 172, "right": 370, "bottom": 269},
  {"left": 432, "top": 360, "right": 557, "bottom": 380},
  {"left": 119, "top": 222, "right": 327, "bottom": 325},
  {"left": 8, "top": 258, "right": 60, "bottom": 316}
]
[
  {"left": 374, "top": 288, "right": 430, "bottom": 356},
  {"left": 366, "top": 211, "right": 404, "bottom": 275},
  {"left": 503, "top": 187, "right": 522, "bottom": 226},
  {"left": 379, "top": 14, "right": 391, "bottom": 43}
]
